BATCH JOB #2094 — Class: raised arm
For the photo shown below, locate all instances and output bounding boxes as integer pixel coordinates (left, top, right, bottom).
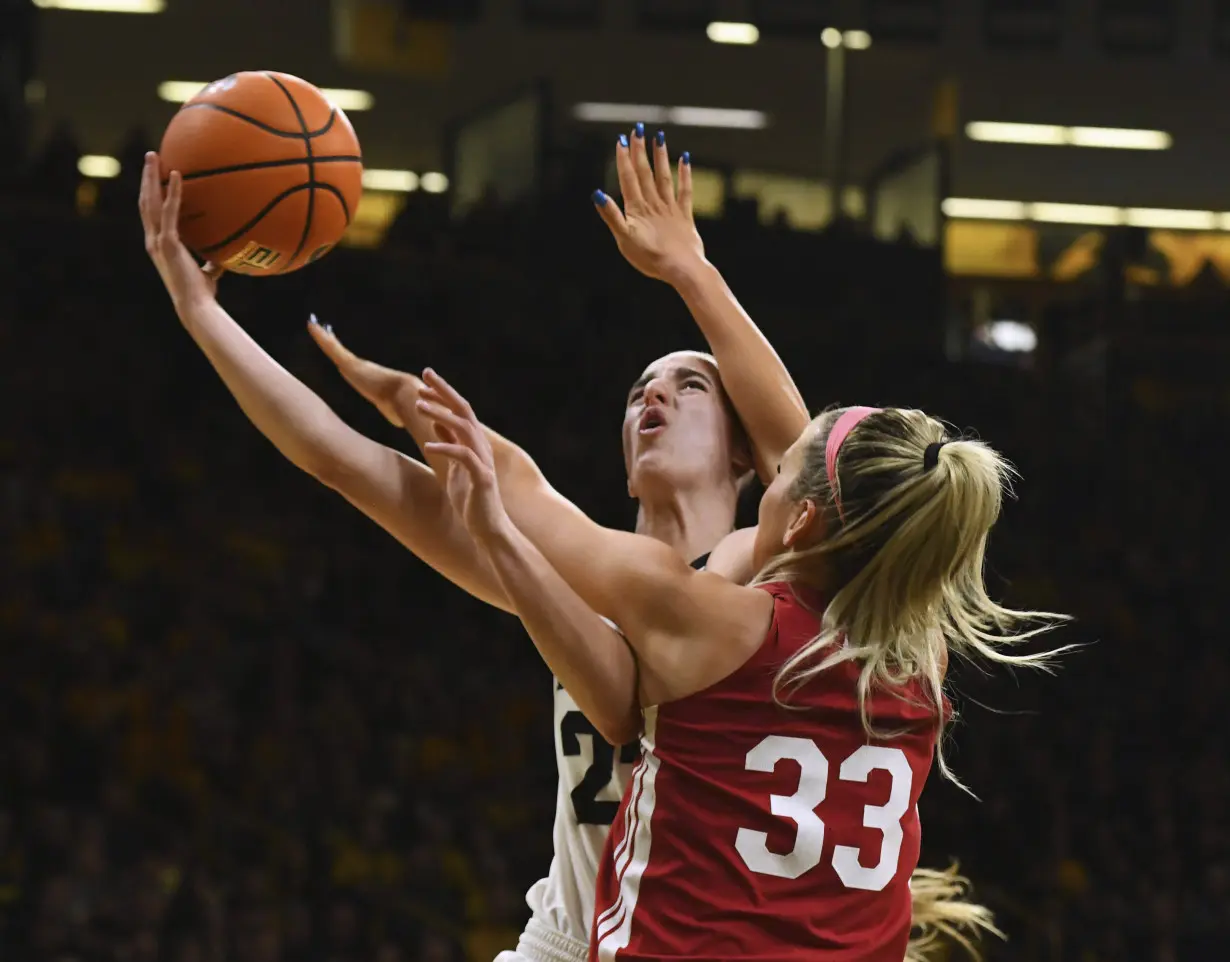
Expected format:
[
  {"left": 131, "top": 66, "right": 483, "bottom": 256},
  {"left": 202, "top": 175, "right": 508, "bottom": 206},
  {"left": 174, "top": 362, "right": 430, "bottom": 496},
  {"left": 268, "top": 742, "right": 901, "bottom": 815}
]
[
  {"left": 140, "top": 154, "right": 511, "bottom": 613},
  {"left": 595, "top": 127, "right": 810, "bottom": 481},
  {"left": 417, "top": 371, "right": 769, "bottom": 706}
]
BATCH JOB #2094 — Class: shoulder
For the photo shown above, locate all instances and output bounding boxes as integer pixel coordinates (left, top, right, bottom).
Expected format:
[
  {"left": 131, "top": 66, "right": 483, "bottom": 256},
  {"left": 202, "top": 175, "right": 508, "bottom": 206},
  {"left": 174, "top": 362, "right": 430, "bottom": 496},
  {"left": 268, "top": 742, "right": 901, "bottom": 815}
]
[{"left": 704, "top": 526, "right": 759, "bottom": 585}]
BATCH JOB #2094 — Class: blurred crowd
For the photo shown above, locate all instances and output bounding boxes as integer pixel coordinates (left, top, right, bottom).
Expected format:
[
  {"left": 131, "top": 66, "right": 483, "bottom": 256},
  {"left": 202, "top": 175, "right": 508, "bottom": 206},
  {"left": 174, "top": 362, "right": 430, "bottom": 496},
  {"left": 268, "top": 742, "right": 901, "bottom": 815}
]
[{"left": 0, "top": 139, "right": 1225, "bottom": 962}]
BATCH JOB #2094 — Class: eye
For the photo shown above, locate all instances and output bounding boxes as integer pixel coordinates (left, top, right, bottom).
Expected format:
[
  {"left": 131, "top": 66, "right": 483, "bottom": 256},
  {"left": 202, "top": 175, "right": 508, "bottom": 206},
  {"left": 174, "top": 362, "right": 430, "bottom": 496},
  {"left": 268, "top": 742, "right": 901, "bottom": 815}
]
[
  {"left": 682, "top": 379, "right": 708, "bottom": 392},
  {"left": 629, "top": 389, "right": 644, "bottom": 404}
]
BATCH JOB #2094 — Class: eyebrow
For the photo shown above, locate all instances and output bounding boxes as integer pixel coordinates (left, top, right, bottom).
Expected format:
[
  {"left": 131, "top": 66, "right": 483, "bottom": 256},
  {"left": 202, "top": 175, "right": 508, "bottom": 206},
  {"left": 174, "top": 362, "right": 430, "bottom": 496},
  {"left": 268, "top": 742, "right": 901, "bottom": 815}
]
[{"left": 628, "top": 365, "right": 716, "bottom": 398}]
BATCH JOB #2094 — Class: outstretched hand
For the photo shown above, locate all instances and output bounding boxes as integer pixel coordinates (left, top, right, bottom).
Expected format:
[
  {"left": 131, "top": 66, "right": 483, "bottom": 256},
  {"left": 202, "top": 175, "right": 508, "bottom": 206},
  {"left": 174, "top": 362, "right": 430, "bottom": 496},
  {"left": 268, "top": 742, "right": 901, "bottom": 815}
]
[
  {"left": 139, "top": 152, "right": 222, "bottom": 309},
  {"left": 414, "top": 369, "right": 510, "bottom": 542},
  {"left": 308, "top": 319, "right": 410, "bottom": 428},
  {"left": 592, "top": 125, "right": 705, "bottom": 284}
]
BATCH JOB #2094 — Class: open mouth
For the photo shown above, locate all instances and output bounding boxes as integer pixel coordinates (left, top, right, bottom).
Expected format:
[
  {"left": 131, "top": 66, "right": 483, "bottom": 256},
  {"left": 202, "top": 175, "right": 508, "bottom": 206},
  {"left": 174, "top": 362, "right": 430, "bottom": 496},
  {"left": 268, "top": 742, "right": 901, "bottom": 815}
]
[{"left": 638, "top": 407, "right": 667, "bottom": 436}]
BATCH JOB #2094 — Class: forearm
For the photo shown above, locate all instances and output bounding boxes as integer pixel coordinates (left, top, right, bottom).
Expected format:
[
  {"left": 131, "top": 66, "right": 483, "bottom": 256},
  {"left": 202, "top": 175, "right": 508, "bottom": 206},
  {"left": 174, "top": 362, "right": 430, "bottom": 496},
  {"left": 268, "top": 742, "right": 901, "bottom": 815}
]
[
  {"left": 176, "top": 295, "right": 350, "bottom": 479},
  {"left": 669, "top": 258, "right": 809, "bottom": 480},
  {"left": 482, "top": 520, "right": 640, "bottom": 745},
  {"left": 174, "top": 296, "right": 513, "bottom": 612}
]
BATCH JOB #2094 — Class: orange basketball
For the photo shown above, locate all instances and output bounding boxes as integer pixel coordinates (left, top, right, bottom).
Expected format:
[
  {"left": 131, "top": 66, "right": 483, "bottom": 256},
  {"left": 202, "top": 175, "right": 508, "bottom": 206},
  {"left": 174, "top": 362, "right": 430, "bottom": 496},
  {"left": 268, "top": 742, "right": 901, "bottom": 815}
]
[{"left": 158, "top": 71, "right": 364, "bottom": 276}]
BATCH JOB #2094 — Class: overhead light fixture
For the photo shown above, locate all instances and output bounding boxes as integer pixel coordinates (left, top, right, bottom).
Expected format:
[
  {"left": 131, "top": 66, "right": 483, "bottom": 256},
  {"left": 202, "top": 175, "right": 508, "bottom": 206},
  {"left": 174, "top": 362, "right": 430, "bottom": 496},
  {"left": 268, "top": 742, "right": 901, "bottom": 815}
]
[
  {"left": 976, "top": 320, "right": 1038, "bottom": 354},
  {"left": 941, "top": 198, "right": 1029, "bottom": 220},
  {"left": 966, "top": 121, "right": 1171, "bottom": 150},
  {"left": 1124, "top": 208, "right": 1216, "bottom": 230},
  {"left": 78, "top": 155, "right": 120, "bottom": 178},
  {"left": 419, "top": 172, "right": 449, "bottom": 194},
  {"left": 1031, "top": 202, "right": 1123, "bottom": 226},
  {"left": 33, "top": 0, "right": 163, "bottom": 11},
  {"left": 158, "top": 81, "right": 374, "bottom": 112},
  {"left": 966, "top": 122, "right": 1066, "bottom": 145},
  {"left": 362, "top": 169, "right": 418, "bottom": 192},
  {"left": 1068, "top": 126, "right": 1171, "bottom": 150},
  {"left": 706, "top": 21, "right": 759, "bottom": 44},
  {"left": 945, "top": 198, "right": 1224, "bottom": 230},
  {"left": 573, "top": 102, "right": 767, "bottom": 130},
  {"left": 843, "top": 29, "right": 872, "bottom": 49},
  {"left": 821, "top": 27, "right": 842, "bottom": 48}
]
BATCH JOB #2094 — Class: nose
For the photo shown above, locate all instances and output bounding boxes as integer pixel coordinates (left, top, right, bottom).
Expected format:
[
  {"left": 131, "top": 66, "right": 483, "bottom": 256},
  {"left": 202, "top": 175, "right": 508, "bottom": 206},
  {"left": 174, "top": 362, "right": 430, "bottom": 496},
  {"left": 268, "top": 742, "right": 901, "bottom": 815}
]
[{"left": 644, "top": 377, "right": 672, "bottom": 406}]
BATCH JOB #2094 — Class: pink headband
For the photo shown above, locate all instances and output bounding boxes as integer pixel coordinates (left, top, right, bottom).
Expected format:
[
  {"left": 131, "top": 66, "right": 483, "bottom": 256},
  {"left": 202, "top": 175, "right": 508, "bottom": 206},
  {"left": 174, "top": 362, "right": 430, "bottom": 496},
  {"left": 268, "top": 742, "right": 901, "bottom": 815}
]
[{"left": 825, "top": 406, "right": 881, "bottom": 520}]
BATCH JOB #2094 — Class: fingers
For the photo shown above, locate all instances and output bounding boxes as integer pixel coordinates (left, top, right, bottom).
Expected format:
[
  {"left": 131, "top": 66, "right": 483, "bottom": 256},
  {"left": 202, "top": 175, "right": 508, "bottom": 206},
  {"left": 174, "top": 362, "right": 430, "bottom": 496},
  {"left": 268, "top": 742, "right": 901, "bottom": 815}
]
[
  {"left": 592, "top": 190, "right": 629, "bottom": 239},
  {"left": 416, "top": 396, "right": 480, "bottom": 449},
  {"left": 628, "top": 123, "right": 659, "bottom": 207},
  {"left": 139, "top": 153, "right": 162, "bottom": 239},
  {"left": 677, "top": 152, "right": 693, "bottom": 221},
  {"left": 422, "top": 441, "right": 493, "bottom": 485},
  {"left": 421, "top": 368, "right": 476, "bottom": 423},
  {"left": 160, "top": 170, "right": 182, "bottom": 243},
  {"left": 306, "top": 314, "right": 347, "bottom": 357},
  {"left": 614, "top": 133, "right": 644, "bottom": 211},
  {"left": 651, "top": 130, "right": 675, "bottom": 205}
]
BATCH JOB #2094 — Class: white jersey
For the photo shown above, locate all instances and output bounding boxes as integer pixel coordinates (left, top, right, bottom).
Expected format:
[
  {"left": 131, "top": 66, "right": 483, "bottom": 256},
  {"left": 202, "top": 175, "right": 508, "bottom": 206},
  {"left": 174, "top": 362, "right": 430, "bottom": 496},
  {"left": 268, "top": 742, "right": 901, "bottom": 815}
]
[
  {"left": 507, "top": 561, "right": 708, "bottom": 962},
  {"left": 519, "top": 679, "right": 639, "bottom": 951}
]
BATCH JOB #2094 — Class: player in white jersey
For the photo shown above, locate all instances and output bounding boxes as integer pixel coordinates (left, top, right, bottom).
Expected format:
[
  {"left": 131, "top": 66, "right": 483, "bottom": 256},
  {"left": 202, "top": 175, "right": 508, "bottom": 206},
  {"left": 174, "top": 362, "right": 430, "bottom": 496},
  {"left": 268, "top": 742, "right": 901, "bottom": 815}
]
[
  {"left": 141, "top": 132, "right": 992, "bottom": 962},
  {"left": 140, "top": 139, "right": 792, "bottom": 962}
]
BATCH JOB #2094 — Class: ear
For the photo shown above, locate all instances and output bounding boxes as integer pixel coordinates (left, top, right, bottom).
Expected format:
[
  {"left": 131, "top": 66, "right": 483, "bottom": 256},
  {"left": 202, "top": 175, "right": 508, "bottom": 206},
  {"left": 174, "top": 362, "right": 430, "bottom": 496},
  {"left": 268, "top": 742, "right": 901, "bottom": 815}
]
[{"left": 781, "top": 499, "right": 819, "bottom": 549}]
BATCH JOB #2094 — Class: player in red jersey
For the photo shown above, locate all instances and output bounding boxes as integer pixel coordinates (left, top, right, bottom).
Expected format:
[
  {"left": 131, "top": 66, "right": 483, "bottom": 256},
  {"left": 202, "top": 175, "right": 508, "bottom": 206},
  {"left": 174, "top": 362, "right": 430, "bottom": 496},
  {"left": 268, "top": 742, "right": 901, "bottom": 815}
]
[{"left": 413, "top": 368, "right": 1067, "bottom": 961}]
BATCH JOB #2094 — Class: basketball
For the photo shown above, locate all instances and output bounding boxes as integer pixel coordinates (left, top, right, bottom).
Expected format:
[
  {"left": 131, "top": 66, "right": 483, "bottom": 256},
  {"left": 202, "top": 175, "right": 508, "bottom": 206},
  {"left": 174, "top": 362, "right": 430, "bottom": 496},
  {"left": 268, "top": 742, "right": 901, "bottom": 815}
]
[{"left": 157, "top": 71, "right": 364, "bottom": 276}]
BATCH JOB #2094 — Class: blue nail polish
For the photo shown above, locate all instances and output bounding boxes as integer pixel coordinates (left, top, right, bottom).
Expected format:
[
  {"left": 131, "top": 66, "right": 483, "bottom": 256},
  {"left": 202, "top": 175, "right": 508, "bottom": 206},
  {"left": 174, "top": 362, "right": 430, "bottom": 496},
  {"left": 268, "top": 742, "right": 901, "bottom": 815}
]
[
  {"left": 655, "top": 130, "right": 665, "bottom": 147},
  {"left": 682, "top": 151, "right": 691, "bottom": 166},
  {"left": 635, "top": 122, "right": 645, "bottom": 139},
  {"left": 619, "top": 134, "right": 629, "bottom": 148},
  {"left": 309, "top": 313, "right": 320, "bottom": 326},
  {"left": 325, "top": 323, "right": 334, "bottom": 335},
  {"left": 592, "top": 190, "right": 607, "bottom": 207}
]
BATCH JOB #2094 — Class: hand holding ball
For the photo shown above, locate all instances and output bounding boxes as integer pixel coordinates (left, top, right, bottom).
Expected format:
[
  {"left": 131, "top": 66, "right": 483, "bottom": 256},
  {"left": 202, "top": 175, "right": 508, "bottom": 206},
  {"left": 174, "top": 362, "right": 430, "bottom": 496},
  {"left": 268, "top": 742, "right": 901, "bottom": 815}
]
[{"left": 157, "top": 71, "right": 364, "bottom": 276}]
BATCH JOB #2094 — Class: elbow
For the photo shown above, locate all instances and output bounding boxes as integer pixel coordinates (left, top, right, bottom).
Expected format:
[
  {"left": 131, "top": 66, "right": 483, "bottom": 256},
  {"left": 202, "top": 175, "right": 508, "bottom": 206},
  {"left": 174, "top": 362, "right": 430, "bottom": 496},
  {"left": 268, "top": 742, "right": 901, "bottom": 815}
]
[
  {"left": 596, "top": 711, "right": 641, "bottom": 749},
  {"left": 304, "top": 448, "right": 347, "bottom": 489}
]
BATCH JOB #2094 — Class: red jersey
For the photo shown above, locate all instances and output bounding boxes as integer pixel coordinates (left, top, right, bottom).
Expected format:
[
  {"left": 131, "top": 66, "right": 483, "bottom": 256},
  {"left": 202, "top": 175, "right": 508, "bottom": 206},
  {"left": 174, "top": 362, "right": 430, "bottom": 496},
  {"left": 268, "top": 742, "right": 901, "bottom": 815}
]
[{"left": 590, "top": 582, "right": 939, "bottom": 962}]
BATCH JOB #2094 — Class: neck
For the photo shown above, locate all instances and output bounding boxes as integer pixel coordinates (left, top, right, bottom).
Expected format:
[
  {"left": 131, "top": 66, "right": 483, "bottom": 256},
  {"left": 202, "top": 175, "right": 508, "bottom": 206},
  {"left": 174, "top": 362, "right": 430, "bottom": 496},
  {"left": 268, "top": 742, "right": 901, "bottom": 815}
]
[{"left": 634, "top": 482, "right": 738, "bottom": 563}]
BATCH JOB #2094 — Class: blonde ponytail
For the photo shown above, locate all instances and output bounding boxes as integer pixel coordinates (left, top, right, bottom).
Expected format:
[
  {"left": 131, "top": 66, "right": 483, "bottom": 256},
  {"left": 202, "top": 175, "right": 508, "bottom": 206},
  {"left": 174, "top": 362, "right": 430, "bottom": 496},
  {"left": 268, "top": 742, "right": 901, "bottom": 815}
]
[
  {"left": 755, "top": 406, "right": 1071, "bottom": 785},
  {"left": 907, "top": 864, "right": 1003, "bottom": 962}
]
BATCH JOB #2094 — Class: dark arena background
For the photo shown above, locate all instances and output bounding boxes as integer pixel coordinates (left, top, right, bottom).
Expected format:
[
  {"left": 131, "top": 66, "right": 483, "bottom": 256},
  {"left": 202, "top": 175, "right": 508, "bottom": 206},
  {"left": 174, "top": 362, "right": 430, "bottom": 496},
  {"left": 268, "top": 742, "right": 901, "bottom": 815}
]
[{"left": 0, "top": 1, "right": 1224, "bottom": 960}]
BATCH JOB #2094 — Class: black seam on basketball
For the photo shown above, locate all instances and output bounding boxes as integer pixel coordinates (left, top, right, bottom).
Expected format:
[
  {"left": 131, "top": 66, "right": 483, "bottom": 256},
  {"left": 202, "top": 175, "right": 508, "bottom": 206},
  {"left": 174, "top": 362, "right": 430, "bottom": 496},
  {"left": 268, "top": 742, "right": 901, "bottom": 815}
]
[
  {"left": 266, "top": 73, "right": 315, "bottom": 265},
  {"left": 178, "top": 103, "right": 338, "bottom": 139},
  {"left": 172, "top": 156, "right": 362, "bottom": 182},
  {"left": 312, "top": 182, "right": 351, "bottom": 224},
  {"left": 197, "top": 183, "right": 316, "bottom": 254}
]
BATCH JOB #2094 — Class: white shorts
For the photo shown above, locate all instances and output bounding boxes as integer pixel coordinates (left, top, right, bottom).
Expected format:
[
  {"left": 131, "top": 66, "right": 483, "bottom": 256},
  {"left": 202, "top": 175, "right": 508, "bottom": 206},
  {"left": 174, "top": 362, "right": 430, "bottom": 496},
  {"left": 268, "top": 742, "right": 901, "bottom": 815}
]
[{"left": 495, "top": 916, "right": 588, "bottom": 962}]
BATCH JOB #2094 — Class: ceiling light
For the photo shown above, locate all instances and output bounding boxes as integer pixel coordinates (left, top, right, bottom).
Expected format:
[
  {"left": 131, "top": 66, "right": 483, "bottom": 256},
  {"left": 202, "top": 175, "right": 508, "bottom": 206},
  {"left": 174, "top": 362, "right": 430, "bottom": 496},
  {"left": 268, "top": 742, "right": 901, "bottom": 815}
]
[
  {"left": 706, "top": 21, "right": 759, "bottom": 44},
  {"left": 1067, "top": 126, "right": 1170, "bottom": 150},
  {"left": 941, "top": 198, "right": 1029, "bottom": 220},
  {"left": 362, "top": 169, "right": 418, "bottom": 192},
  {"left": 34, "top": 0, "right": 163, "bottom": 11},
  {"left": 1030, "top": 203, "right": 1123, "bottom": 226},
  {"left": 78, "top": 155, "right": 120, "bottom": 178},
  {"left": 977, "top": 320, "right": 1038, "bottom": 353},
  {"left": 966, "top": 122, "right": 1067, "bottom": 145},
  {"left": 419, "top": 172, "right": 449, "bottom": 194},
  {"left": 572, "top": 103, "right": 766, "bottom": 130},
  {"left": 158, "top": 81, "right": 374, "bottom": 112},
  {"left": 821, "top": 27, "right": 842, "bottom": 48},
  {"left": 843, "top": 30, "right": 872, "bottom": 49},
  {"left": 947, "top": 198, "right": 1228, "bottom": 230},
  {"left": 573, "top": 103, "right": 670, "bottom": 124},
  {"left": 1124, "top": 208, "right": 1216, "bottom": 230},
  {"left": 966, "top": 121, "right": 1171, "bottom": 150}
]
